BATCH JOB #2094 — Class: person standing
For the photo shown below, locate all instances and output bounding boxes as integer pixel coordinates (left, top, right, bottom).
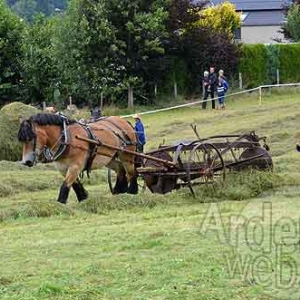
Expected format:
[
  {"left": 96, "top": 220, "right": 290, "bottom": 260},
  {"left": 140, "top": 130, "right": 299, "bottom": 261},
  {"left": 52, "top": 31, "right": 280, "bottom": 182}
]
[
  {"left": 201, "top": 70, "right": 210, "bottom": 109},
  {"left": 218, "top": 69, "right": 227, "bottom": 80},
  {"left": 203, "top": 66, "right": 217, "bottom": 109},
  {"left": 217, "top": 77, "right": 229, "bottom": 109},
  {"left": 133, "top": 114, "right": 146, "bottom": 153}
]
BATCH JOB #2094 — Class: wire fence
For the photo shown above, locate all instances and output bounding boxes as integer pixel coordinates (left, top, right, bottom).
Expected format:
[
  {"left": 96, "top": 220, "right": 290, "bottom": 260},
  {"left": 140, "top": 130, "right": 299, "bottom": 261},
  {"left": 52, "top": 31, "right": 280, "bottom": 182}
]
[{"left": 121, "top": 83, "right": 300, "bottom": 118}]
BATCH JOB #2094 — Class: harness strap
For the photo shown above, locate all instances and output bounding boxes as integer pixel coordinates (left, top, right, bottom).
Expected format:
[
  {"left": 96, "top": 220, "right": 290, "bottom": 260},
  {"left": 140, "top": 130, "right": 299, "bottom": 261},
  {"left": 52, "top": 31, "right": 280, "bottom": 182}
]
[
  {"left": 43, "top": 119, "right": 69, "bottom": 162},
  {"left": 81, "top": 125, "right": 98, "bottom": 178},
  {"left": 94, "top": 121, "right": 131, "bottom": 146},
  {"left": 101, "top": 118, "right": 135, "bottom": 146}
]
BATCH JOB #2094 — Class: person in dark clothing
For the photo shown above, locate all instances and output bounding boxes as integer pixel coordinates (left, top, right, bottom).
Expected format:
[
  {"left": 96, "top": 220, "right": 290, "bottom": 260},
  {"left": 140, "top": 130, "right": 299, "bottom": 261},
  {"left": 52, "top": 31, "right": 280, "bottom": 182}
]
[
  {"left": 202, "top": 70, "right": 210, "bottom": 108},
  {"left": 90, "top": 107, "right": 102, "bottom": 122},
  {"left": 133, "top": 114, "right": 146, "bottom": 153},
  {"left": 202, "top": 66, "right": 217, "bottom": 109}
]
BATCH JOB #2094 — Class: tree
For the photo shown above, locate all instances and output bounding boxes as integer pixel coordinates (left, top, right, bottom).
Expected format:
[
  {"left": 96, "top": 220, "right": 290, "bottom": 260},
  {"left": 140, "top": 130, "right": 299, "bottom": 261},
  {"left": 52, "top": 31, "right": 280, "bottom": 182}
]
[
  {"left": 283, "top": 3, "right": 300, "bottom": 41},
  {"left": 21, "top": 14, "right": 57, "bottom": 104},
  {"left": 104, "top": 0, "right": 168, "bottom": 107},
  {"left": 10, "top": 0, "right": 37, "bottom": 22},
  {"left": 196, "top": 1, "right": 241, "bottom": 38},
  {"left": 8, "top": 0, "right": 69, "bottom": 22},
  {"left": 164, "top": 0, "right": 207, "bottom": 95},
  {"left": 52, "top": 0, "right": 118, "bottom": 106},
  {"left": 0, "top": 0, "right": 25, "bottom": 104},
  {"left": 183, "top": 26, "right": 240, "bottom": 87},
  {"left": 52, "top": 0, "right": 168, "bottom": 107}
]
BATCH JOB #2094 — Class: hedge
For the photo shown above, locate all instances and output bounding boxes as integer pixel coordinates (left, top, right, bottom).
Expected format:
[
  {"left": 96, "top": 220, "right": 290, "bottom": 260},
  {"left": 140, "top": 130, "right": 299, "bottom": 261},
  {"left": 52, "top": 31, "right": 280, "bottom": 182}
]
[
  {"left": 277, "top": 44, "right": 300, "bottom": 83},
  {"left": 239, "top": 44, "right": 268, "bottom": 88},
  {"left": 239, "top": 43, "right": 300, "bottom": 88}
]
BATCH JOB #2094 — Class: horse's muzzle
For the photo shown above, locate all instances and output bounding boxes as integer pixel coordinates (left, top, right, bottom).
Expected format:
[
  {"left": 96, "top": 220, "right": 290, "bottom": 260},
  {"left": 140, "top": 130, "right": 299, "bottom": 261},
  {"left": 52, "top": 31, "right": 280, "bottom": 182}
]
[{"left": 22, "top": 152, "right": 36, "bottom": 167}]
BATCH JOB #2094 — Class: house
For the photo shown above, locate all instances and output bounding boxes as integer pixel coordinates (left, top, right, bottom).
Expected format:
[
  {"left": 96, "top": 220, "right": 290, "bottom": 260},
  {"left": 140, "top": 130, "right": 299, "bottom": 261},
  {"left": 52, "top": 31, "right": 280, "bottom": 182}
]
[{"left": 209, "top": 0, "right": 292, "bottom": 43}]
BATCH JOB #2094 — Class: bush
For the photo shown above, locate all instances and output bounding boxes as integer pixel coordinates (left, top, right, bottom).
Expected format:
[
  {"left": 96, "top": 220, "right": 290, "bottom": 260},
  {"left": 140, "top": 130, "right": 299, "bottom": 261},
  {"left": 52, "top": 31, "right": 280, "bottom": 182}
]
[
  {"left": 0, "top": 102, "right": 39, "bottom": 161},
  {"left": 239, "top": 44, "right": 268, "bottom": 88},
  {"left": 239, "top": 44, "right": 300, "bottom": 87},
  {"left": 278, "top": 44, "right": 300, "bottom": 83}
]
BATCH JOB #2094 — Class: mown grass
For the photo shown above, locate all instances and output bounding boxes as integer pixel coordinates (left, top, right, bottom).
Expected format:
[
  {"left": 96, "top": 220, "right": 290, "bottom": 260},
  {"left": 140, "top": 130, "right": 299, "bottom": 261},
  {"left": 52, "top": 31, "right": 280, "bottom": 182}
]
[{"left": 1, "top": 91, "right": 300, "bottom": 299}]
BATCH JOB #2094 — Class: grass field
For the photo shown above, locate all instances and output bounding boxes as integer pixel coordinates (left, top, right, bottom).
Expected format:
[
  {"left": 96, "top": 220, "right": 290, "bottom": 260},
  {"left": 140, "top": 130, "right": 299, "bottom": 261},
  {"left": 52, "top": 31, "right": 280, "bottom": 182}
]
[{"left": 1, "top": 90, "right": 300, "bottom": 299}]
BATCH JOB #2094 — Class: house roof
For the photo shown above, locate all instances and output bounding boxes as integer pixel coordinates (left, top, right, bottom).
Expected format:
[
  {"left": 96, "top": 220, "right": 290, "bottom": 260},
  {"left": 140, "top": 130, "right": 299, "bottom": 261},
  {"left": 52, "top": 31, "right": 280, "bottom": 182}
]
[
  {"left": 210, "top": 0, "right": 291, "bottom": 11},
  {"left": 243, "top": 10, "right": 285, "bottom": 26}
]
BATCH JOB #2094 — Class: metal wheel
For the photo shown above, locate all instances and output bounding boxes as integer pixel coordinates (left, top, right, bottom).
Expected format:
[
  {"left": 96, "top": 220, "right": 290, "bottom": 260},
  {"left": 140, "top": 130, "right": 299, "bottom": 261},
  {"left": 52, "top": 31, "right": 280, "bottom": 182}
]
[
  {"left": 186, "top": 142, "right": 226, "bottom": 195},
  {"left": 142, "top": 151, "right": 177, "bottom": 194},
  {"left": 237, "top": 146, "right": 273, "bottom": 171},
  {"left": 107, "top": 168, "right": 146, "bottom": 195}
]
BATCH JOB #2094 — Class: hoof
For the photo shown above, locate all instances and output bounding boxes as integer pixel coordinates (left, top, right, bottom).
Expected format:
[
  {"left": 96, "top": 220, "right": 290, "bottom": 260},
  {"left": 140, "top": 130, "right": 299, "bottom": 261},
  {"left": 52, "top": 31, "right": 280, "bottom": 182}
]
[
  {"left": 57, "top": 199, "right": 67, "bottom": 204},
  {"left": 297, "top": 144, "right": 300, "bottom": 152},
  {"left": 78, "top": 191, "right": 89, "bottom": 202}
]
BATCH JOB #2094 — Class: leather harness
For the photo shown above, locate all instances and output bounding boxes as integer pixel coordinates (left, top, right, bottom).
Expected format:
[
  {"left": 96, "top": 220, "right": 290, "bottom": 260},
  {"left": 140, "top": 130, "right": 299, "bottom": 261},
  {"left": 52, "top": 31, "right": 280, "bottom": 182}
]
[
  {"left": 81, "top": 118, "right": 136, "bottom": 177},
  {"left": 42, "top": 116, "right": 136, "bottom": 178}
]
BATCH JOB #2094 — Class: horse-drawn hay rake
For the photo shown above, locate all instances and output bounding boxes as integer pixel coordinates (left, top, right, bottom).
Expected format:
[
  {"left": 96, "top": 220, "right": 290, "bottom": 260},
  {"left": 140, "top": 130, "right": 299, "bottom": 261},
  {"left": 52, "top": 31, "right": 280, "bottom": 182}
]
[{"left": 77, "top": 126, "right": 272, "bottom": 196}]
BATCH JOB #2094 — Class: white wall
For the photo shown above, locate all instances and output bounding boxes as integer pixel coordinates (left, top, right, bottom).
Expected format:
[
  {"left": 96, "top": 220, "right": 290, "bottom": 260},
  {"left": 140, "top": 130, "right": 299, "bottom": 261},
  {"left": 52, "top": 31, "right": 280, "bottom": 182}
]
[{"left": 241, "top": 26, "right": 286, "bottom": 44}]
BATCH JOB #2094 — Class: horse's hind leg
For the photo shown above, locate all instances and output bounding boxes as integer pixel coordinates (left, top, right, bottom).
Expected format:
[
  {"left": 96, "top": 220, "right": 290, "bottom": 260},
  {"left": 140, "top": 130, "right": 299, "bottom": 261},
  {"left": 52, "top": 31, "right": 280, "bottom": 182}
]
[
  {"left": 107, "top": 160, "right": 128, "bottom": 194},
  {"left": 72, "top": 179, "right": 88, "bottom": 202},
  {"left": 122, "top": 157, "right": 138, "bottom": 195},
  {"left": 128, "top": 174, "right": 138, "bottom": 194}
]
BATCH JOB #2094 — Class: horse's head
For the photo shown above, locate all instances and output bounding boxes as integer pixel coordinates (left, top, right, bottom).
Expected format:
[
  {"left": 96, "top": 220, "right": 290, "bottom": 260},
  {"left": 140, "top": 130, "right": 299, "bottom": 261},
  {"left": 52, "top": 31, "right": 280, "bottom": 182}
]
[{"left": 18, "top": 118, "right": 47, "bottom": 167}]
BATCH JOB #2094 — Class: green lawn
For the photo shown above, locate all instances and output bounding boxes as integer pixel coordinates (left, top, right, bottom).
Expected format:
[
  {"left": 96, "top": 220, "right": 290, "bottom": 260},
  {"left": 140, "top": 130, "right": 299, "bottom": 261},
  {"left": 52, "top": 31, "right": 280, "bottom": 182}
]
[{"left": 1, "top": 90, "right": 300, "bottom": 299}]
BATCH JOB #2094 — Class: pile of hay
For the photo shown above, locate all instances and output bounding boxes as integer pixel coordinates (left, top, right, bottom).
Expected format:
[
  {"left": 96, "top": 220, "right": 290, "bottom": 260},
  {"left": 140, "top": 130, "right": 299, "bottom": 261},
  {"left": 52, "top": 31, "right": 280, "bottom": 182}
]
[{"left": 0, "top": 102, "right": 39, "bottom": 161}]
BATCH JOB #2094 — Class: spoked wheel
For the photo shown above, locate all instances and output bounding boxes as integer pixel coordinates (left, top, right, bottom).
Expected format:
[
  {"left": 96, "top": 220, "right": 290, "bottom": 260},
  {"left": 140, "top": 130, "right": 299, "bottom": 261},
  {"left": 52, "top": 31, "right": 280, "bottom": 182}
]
[
  {"left": 237, "top": 147, "right": 273, "bottom": 171},
  {"left": 142, "top": 151, "right": 177, "bottom": 194},
  {"left": 186, "top": 142, "right": 225, "bottom": 196},
  {"left": 107, "top": 168, "right": 146, "bottom": 195}
]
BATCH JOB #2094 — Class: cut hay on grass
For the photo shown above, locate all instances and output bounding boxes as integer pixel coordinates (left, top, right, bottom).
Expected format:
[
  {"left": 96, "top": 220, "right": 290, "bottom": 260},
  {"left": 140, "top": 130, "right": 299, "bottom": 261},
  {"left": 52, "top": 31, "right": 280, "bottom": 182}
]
[
  {"left": 0, "top": 169, "right": 288, "bottom": 222},
  {"left": 0, "top": 102, "right": 39, "bottom": 161},
  {"left": 0, "top": 202, "right": 74, "bottom": 222}
]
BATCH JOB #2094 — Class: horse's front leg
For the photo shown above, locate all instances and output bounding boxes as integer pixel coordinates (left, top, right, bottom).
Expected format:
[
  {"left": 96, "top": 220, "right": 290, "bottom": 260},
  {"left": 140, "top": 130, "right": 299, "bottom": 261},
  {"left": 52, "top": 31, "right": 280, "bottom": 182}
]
[{"left": 57, "top": 166, "right": 81, "bottom": 204}]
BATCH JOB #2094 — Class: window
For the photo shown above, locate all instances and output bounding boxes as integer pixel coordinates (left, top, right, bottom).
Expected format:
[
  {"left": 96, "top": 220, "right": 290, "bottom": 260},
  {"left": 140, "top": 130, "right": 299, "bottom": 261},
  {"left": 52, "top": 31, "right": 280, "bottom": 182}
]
[{"left": 241, "top": 12, "right": 249, "bottom": 23}]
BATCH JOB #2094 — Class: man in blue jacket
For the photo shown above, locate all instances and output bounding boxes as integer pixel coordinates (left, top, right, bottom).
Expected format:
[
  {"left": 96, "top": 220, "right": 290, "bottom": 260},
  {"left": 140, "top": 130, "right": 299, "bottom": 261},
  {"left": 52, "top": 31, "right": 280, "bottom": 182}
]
[{"left": 133, "top": 114, "right": 146, "bottom": 152}]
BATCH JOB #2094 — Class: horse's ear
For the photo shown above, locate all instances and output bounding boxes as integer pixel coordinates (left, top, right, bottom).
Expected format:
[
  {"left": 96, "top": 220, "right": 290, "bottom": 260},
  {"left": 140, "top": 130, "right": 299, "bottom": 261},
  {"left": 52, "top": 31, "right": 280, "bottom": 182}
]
[{"left": 18, "top": 116, "right": 26, "bottom": 124}]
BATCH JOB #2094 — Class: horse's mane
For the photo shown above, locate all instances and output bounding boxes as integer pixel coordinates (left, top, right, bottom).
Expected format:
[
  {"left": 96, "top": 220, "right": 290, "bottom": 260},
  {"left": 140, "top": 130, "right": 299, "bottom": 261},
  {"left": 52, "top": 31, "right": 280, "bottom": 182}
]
[
  {"left": 30, "top": 113, "right": 76, "bottom": 126},
  {"left": 18, "top": 113, "right": 76, "bottom": 142}
]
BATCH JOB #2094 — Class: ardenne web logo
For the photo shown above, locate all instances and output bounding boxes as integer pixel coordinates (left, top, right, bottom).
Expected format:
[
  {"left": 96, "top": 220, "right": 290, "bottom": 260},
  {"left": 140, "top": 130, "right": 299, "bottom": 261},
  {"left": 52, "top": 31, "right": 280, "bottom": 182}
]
[{"left": 199, "top": 202, "right": 299, "bottom": 290}]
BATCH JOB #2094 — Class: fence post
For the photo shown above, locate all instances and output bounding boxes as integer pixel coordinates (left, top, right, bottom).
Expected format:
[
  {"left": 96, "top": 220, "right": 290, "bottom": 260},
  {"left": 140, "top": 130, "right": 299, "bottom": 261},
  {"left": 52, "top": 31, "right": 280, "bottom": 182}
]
[
  {"left": 259, "top": 86, "right": 262, "bottom": 105},
  {"left": 239, "top": 73, "right": 243, "bottom": 90},
  {"left": 154, "top": 83, "right": 157, "bottom": 97},
  {"left": 174, "top": 81, "right": 178, "bottom": 99},
  {"left": 276, "top": 69, "right": 280, "bottom": 85},
  {"left": 42, "top": 101, "right": 46, "bottom": 111},
  {"left": 173, "top": 72, "right": 178, "bottom": 98},
  {"left": 128, "top": 85, "right": 134, "bottom": 108},
  {"left": 100, "top": 92, "right": 104, "bottom": 110}
]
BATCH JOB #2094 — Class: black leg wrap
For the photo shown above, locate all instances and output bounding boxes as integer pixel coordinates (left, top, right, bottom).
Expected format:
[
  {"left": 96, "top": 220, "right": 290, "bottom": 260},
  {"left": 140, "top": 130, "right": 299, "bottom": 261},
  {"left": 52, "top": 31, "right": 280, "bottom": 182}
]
[
  {"left": 57, "top": 182, "right": 70, "bottom": 204},
  {"left": 113, "top": 177, "right": 128, "bottom": 194},
  {"left": 72, "top": 181, "right": 89, "bottom": 202},
  {"left": 128, "top": 176, "right": 138, "bottom": 195}
]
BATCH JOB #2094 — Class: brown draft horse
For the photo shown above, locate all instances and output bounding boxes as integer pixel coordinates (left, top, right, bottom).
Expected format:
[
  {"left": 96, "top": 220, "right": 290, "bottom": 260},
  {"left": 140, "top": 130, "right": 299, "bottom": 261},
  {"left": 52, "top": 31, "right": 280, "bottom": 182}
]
[{"left": 18, "top": 113, "right": 138, "bottom": 204}]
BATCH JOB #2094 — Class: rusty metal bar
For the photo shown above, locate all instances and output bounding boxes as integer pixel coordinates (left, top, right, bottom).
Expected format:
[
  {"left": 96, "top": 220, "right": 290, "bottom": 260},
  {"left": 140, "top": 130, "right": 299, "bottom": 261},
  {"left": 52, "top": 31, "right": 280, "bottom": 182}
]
[{"left": 75, "top": 135, "right": 176, "bottom": 168}]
